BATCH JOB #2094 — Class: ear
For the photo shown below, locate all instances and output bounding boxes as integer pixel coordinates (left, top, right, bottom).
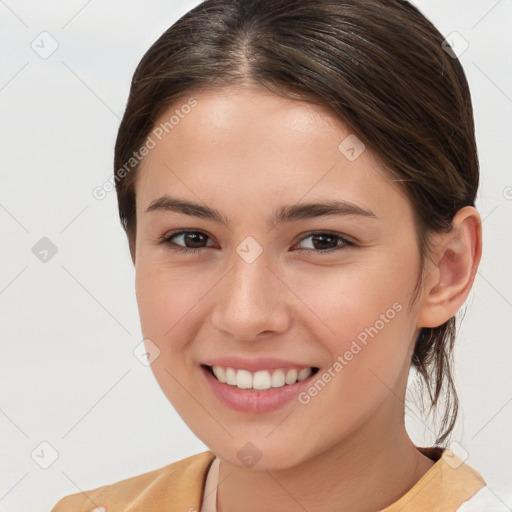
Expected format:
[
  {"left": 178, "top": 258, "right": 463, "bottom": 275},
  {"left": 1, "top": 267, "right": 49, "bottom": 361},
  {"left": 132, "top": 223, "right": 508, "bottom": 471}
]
[{"left": 417, "top": 206, "right": 482, "bottom": 329}]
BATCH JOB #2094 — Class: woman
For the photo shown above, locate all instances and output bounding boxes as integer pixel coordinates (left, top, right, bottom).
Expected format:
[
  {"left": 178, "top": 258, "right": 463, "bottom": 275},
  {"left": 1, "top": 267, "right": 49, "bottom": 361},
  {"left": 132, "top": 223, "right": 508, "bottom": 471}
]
[{"left": 52, "top": 0, "right": 506, "bottom": 510}]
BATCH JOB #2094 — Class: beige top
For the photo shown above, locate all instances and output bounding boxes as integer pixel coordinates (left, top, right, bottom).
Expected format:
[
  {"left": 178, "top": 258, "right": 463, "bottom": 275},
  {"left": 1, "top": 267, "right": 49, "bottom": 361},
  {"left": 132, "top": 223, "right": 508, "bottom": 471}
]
[
  {"left": 51, "top": 447, "right": 487, "bottom": 512},
  {"left": 200, "top": 455, "right": 220, "bottom": 512}
]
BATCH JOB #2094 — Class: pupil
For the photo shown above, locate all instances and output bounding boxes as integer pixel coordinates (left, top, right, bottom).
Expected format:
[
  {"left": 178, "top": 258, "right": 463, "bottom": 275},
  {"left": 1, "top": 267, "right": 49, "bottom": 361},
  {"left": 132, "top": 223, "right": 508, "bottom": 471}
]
[
  {"left": 185, "top": 232, "right": 205, "bottom": 248},
  {"left": 313, "top": 234, "right": 335, "bottom": 250}
]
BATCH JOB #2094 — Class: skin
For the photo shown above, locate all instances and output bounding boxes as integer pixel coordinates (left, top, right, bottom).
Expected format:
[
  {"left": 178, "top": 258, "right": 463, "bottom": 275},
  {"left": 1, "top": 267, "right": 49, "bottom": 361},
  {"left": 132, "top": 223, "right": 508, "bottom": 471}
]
[{"left": 131, "top": 84, "right": 482, "bottom": 512}]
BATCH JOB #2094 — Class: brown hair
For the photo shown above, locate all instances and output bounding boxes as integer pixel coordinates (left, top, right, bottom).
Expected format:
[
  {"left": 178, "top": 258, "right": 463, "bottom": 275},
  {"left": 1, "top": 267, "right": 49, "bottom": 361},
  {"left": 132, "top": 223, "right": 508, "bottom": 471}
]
[{"left": 114, "top": 0, "right": 479, "bottom": 445}]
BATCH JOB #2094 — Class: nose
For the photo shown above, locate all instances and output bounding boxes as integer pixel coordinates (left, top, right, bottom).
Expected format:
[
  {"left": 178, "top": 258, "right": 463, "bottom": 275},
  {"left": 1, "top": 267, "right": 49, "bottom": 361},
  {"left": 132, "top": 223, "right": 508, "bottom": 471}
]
[{"left": 210, "top": 250, "right": 290, "bottom": 341}]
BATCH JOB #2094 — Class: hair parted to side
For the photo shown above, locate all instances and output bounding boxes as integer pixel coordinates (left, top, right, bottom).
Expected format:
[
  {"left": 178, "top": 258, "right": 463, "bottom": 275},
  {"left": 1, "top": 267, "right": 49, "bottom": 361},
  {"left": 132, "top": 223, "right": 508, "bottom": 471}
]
[{"left": 114, "top": 0, "right": 479, "bottom": 445}]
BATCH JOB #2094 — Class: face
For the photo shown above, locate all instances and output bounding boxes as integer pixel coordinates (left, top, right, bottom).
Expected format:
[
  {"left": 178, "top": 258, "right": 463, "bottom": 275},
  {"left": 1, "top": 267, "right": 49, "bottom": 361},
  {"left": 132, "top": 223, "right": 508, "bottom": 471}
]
[{"left": 134, "top": 84, "right": 426, "bottom": 470}]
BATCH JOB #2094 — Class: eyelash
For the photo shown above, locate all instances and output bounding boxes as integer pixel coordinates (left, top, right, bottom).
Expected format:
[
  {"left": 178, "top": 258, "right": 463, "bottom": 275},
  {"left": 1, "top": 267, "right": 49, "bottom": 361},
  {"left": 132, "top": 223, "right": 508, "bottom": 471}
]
[{"left": 158, "top": 230, "right": 355, "bottom": 255}]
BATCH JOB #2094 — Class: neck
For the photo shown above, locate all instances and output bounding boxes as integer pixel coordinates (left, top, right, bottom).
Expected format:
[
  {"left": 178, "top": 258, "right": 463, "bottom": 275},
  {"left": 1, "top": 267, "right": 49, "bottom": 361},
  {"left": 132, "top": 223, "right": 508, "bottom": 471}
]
[{"left": 216, "top": 398, "right": 435, "bottom": 512}]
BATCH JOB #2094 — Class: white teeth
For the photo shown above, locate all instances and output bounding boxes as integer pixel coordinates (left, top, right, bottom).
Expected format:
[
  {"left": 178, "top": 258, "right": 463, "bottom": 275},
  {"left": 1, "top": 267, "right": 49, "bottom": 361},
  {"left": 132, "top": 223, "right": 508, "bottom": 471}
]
[
  {"left": 285, "top": 368, "right": 298, "bottom": 385},
  {"left": 225, "top": 367, "right": 237, "bottom": 386},
  {"left": 298, "top": 367, "right": 312, "bottom": 381},
  {"left": 271, "top": 369, "right": 285, "bottom": 387},
  {"left": 236, "top": 369, "right": 253, "bottom": 389},
  {"left": 212, "top": 366, "right": 226, "bottom": 383},
  {"left": 253, "top": 370, "right": 272, "bottom": 390},
  {"left": 210, "top": 365, "right": 315, "bottom": 390}
]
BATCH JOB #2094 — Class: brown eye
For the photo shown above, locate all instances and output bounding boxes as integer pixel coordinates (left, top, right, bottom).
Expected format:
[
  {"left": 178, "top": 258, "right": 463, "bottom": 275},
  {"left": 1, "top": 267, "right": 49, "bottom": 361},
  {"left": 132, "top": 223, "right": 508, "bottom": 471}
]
[
  {"left": 295, "top": 232, "right": 354, "bottom": 254},
  {"left": 160, "top": 230, "right": 214, "bottom": 252}
]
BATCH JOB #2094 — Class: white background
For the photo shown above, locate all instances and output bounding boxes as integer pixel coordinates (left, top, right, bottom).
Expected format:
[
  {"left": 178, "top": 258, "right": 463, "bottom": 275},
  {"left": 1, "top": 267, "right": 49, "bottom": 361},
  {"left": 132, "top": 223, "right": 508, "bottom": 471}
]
[{"left": 0, "top": 1, "right": 511, "bottom": 510}]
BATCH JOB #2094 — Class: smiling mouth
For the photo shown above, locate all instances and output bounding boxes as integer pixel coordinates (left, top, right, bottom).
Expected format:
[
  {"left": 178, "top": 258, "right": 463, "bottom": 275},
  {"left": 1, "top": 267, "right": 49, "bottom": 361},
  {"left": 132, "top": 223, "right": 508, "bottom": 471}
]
[{"left": 203, "top": 364, "right": 320, "bottom": 391}]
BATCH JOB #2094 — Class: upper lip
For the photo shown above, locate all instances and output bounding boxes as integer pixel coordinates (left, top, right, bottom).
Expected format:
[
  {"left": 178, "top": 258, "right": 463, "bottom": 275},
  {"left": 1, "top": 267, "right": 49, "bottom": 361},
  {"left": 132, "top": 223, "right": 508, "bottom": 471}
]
[{"left": 202, "top": 356, "right": 318, "bottom": 372}]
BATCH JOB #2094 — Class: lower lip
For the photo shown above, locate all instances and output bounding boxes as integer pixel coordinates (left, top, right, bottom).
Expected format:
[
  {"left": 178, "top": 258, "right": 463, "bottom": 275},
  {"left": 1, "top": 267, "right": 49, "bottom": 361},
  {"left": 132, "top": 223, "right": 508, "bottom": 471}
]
[{"left": 200, "top": 365, "right": 317, "bottom": 414}]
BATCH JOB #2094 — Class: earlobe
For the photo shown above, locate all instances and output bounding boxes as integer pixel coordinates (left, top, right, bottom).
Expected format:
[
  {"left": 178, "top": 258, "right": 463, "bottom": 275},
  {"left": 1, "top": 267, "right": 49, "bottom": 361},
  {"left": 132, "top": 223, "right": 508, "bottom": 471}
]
[{"left": 417, "top": 206, "right": 482, "bottom": 329}]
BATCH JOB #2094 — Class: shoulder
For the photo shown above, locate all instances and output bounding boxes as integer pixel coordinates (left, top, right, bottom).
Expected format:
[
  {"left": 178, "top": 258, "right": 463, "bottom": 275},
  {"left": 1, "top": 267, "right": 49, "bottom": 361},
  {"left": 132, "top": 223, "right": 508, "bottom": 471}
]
[
  {"left": 50, "top": 450, "right": 215, "bottom": 512},
  {"left": 456, "top": 486, "right": 512, "bottom": 511}
]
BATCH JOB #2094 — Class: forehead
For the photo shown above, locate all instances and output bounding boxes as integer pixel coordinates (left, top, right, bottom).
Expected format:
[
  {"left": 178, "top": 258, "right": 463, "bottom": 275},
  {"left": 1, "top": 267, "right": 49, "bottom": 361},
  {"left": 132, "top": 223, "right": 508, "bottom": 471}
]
[{"left": 135, "top": 85, "right": 412, "bottom": 225}]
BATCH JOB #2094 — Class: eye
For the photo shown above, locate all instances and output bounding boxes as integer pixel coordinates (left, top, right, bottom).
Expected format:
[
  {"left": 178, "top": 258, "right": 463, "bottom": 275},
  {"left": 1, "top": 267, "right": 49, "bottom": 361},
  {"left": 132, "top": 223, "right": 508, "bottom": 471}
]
[
  {"left": 158, "top": 229, "right": 355, "bottom": 255},
  {"left": 293, "top": 231, "right": 355, "bottom": 254},
  {"left": 159, "top": 230, "right": 215, "bottom": 253}
]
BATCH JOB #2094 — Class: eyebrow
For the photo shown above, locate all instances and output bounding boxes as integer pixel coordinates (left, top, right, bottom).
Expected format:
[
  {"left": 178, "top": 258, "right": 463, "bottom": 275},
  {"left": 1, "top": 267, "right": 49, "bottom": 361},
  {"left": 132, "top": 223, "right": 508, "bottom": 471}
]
[{"left": 145, "top": 195, "right": 377, "bottom": 228}]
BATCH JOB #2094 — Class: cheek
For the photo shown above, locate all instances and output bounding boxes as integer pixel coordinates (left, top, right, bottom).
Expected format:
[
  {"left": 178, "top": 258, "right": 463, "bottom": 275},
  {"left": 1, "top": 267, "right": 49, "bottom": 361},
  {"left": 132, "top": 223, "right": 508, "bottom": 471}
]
[
  {"left": 295, "top": 283, "right": 412, "bottom": 431},
  {"left": 295, "top": 251, "right": 417, "bottom": 340},
  {"left": 135, "top": 264, "right": 205, "bottom": 414},
  {"left": 293, "top": 253, "right": 417, "bottom": 394},
  {"left": 135, "top": 263, "right": 198, "bottom": 354}
]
